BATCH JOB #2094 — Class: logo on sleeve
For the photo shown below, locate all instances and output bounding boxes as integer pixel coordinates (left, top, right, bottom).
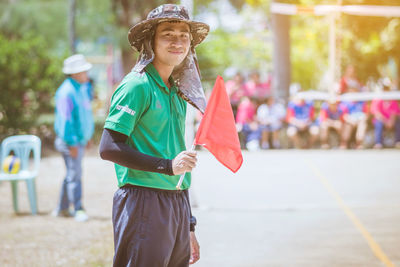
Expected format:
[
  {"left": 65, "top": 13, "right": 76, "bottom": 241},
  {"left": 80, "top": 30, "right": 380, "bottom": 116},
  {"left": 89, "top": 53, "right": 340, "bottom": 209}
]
[{"left": 116, "top": 105, "right": 136, "bottom": 116}]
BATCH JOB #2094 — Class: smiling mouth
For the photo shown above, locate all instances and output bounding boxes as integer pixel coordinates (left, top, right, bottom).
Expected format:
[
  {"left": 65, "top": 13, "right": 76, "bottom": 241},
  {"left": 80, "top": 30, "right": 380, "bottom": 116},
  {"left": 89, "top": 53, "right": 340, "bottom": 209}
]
[{"left": 169, "top": 51, "right": 184, "bottom": 54}]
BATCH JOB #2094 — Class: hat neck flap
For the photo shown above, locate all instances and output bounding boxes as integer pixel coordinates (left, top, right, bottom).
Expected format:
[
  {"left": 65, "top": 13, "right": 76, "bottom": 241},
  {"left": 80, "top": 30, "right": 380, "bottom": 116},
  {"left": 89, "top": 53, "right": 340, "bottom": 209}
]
[{"left": 132, "top": 36, "right": 207, "bottom": 114}]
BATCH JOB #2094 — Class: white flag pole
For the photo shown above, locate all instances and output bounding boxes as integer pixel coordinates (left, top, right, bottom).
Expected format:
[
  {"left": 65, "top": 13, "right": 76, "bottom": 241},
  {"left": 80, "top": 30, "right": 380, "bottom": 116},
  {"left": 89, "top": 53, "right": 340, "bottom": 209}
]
[{"left": 176, "top": 142, "right": 196, "bottom": 190}]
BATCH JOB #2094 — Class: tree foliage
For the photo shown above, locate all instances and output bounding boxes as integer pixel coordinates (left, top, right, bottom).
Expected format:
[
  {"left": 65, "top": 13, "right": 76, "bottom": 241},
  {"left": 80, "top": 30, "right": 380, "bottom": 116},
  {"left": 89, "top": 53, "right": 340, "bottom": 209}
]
[
  {"left": 0, "top": 0, "right": 399, "bottom": 134},
  {"left": 271, "top": 0, "right": 400, "bottom": 88},
  {"left": 0, "top": 0, "right": 67, "bottom": 50},
  {"left": 0, "top": 0, "right": 116, "bottom": 53},
  {"left": 290, "top": 15, "right": 329, "bottom": 89},
  {"left": 0, "top": 34, "right": 64, "bottom": 134},
  {"left": 111, "top": 0, "right": 178, "bottom": 73},
  {"left": 341, "top": 1, "right": 400, "bottom": 83},
  {"left": 0, "top": 0, "right": 115, "bottom": 135},
  {"left": 197, "top": 27, "right": 272, "bottom": 87}
]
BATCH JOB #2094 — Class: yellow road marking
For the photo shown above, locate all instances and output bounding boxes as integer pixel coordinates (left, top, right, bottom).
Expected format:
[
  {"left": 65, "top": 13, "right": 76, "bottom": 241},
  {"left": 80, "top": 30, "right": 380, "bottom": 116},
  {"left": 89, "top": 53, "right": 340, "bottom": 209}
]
[{"left": 305, "top": 159, "right": 395, "bottom": 267}]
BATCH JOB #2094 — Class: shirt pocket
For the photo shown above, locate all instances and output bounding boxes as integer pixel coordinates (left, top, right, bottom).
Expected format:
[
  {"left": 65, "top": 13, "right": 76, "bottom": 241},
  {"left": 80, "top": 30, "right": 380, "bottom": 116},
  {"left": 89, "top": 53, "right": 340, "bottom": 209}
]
[{"left": 171, "top": 94, "right": 186, "bottom": 131}]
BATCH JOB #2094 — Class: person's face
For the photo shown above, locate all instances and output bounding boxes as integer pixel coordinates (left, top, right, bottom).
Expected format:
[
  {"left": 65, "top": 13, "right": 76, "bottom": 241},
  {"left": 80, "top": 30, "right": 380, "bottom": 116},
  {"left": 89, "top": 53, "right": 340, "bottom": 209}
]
[
  {"left": 293, "top": 96, "right": 304, "bottom": 105},
  {"left": 71, "top": 71, "right": 89, "bottom": 84},
  {"left": 348, "top": 87, "right": 358, "bottom": 93},
  {"left": 234, "top": 74, "right": 243, "bottom": 84},
  {"left": 345, "top": 65, "right": 355, "bottom": 77},
  {"left": 251, "top": 73, "right": 260, "bottom": 82},
  {"left": 153, "top": 21, "right": 191, "bottom": 68},
  {"left": 328, "top": 102, "right": 338, "bottom": 110}
]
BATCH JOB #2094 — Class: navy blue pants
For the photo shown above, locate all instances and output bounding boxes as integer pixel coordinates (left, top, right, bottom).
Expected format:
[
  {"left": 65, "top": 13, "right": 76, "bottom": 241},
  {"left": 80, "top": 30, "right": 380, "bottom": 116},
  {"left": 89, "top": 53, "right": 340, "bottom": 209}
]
[
  {"left": 374, "top": 119, "right": 400, "bottom": 145},
  {"left": 54, "top": 137, "right": 84, "bottom": 212},
  {"left": 112, "top": 185, "right": 191, "bottom": 267}
]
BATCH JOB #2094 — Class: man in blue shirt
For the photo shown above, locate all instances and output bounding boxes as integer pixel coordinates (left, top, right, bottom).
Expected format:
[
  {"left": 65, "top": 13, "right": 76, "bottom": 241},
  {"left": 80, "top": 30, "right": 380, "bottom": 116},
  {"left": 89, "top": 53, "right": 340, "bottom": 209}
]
[
  {"left": 53, "top": 54, "right": 94, "bottom": 222},
  {"left": 286, "top": 96, "right": 319, "bottom": 148}
]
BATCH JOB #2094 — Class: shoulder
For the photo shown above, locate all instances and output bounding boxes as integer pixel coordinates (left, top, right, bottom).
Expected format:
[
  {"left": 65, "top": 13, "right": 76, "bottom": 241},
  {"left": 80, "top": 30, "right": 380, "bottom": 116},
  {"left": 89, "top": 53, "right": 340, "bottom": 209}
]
[
  {"left": 121, "top": 71, "right": 150, "bottom": 91},
  {"left": 57, "top": 79, "right": 74, "bottom": 93},
  {"left": 113, "top": 72, "right": 152, "bottom": 99},
  {"left": 391, "top": 100, "right": 400, "bottom": 106},
  {"left": 358, "top": 101, "right": 366, "bottom": 106},
  {"left": 55, "top": 79, "right": 77, "bottom": 101},
  {"left": 371, "top": 99, "right": 381, "bottom": 105},
  {"left": 342, "top": 101, "right": 351, "bottom": 106},
  {"left": 340, "top": 102, "right": 350, "bottom": 110},
  {"left": 321, "top": 102, "right": 328, "bottom": 109},
  {"left": 257, "top": 104, "right": 268, "bottom": 111}
]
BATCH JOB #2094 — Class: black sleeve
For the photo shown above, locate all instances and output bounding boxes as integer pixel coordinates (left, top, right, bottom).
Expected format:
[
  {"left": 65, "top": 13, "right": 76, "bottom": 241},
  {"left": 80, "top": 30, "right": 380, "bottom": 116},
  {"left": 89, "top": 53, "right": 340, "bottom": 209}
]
[{"left": 99, "top": 128, "right": 174, "bottom": 175}]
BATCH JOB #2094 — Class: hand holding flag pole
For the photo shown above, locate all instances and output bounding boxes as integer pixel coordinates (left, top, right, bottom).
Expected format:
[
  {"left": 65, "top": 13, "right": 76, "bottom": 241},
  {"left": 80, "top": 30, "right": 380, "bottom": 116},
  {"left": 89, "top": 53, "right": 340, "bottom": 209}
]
[
  {"left": 176, "top": 76, "right": 243, "bottom": 190},
  {"left": 176, "top": 143, "right": 196, "bottom": 190}
]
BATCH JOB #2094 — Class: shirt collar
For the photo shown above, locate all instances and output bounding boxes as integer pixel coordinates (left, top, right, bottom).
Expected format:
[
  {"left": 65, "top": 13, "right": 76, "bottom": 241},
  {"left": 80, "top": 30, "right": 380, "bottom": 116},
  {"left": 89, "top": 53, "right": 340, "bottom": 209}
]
[
  {"left": 67, "top": 77, "right": 81, "bottom": 90},
  {"left": 145, "top": 63, "right": 177, "bottom": 94}
]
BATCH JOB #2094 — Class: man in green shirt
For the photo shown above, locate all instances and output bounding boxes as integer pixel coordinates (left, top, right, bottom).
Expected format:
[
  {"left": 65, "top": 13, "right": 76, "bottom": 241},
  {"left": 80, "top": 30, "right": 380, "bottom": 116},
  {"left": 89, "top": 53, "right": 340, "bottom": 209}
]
[{"left": 99, "top": 4, "right": 209, "bottom": 267}]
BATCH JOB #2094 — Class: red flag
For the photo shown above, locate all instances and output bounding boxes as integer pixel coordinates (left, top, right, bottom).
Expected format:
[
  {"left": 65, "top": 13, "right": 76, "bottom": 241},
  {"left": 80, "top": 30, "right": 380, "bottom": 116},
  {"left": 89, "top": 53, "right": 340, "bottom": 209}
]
[{"left": 194, "top": 76, "right": 243, "bottom": 173}]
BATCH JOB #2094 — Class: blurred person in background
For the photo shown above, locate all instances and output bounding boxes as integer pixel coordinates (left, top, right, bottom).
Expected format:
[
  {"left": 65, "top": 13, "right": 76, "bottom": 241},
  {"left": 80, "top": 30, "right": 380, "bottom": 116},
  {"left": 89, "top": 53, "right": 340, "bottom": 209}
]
[
  {"left": 86, "top": 77, "right": 96, "bottom": 101},
  {"left": 286, "top": 95, "right": 319, "bottom": 148},
  {"left": 236, "top": 96, "right": 258, "bottom": 150},
  {"left": 339, "top": 65, "right": 362, "bottom": 94},
  {"left": 340, "top": 87, "right": 369, "bottom": 149},
  {"left": 244, "top": 70, "right": 271, "bottom": 99},
  {"left": 241, "top": 120, "right": 261, "bottom": 151},
  {"left": 318, "top": 97, "right": 346, "bottom": 149},
  {"left": 256, "top": 96, "right": 286, "bottom": 149},
  {"left": 226, "top": 72, "right": 246, "bottom": 118},
  {"left": 370, "top": 78, "right": 400, "bottom": 149},
  {"left": 53, "top": 54, "right": 94, "bottom": 222}
]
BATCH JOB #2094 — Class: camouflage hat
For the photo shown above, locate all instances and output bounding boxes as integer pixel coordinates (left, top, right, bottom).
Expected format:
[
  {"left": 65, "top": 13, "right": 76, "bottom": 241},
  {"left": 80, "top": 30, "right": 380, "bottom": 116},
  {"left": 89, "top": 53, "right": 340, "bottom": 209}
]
[{"left": 128, "top": 4, "right": 209, "bottom": 52}]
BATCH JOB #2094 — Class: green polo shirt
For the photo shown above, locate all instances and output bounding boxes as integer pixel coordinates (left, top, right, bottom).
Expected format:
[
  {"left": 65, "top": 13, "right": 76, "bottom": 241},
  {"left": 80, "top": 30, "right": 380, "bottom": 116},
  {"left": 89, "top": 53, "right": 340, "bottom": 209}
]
[{"left": 104, "top": 63, "right": 190, "bottom": 190}]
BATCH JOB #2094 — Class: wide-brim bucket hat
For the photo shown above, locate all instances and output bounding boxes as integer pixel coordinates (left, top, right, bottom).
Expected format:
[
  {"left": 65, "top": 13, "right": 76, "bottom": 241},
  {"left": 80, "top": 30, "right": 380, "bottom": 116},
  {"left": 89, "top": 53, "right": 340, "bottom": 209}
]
[
  {"left": 128, "top": 4, "right": 210, "bottom": 52},
  {"left": 62, "top": 54, "right": 92, "bottom": 75}
]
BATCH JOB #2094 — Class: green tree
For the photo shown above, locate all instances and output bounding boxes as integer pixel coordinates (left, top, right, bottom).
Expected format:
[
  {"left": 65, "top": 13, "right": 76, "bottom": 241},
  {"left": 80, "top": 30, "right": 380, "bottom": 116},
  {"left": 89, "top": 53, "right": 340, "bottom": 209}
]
[
  {"left": 0, "top": 0, "right": 68, "bottom": 50},
  {"left": 195, "top": 1, "right": 273, "bottom": 83},
  {"left": 341, "top": 0, "right": 400, "bottom": 84},
  {"left": 0, "top": 0, "right": 116, "bottom": 55},
  {"left": 196, "top": 27, "right": 272, "bottom": 86},
  {"left": 111, "top": 0, "right": 177, "bottom": 74},
  {"left": 290, "top": 15, "right": 329, "bottom": 89},
  {"left": 110, "top": 0, "right": 271, "bottom": 79},
  {"left": 0, "top": 0, "right": 115, "bottom": 137},
  {"left": 0, "top": 34, "right": 63, "bottom": 135},
  {"left": 270, "top": 0, "right": 400, "bottom": 89}
]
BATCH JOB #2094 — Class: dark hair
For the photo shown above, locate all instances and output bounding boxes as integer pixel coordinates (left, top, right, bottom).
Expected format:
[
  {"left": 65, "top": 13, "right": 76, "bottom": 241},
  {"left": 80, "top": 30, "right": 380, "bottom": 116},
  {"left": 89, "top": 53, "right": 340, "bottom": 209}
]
[{"left": 250, "top": 70, "right": 259, "bottom": 77}]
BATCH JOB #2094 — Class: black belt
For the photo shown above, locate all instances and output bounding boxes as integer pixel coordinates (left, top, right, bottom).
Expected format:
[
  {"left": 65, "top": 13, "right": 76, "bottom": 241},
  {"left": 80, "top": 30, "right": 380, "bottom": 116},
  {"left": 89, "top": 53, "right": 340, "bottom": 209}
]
[{"left": 121, "top": 183, "right": 186, "bottom": 194}]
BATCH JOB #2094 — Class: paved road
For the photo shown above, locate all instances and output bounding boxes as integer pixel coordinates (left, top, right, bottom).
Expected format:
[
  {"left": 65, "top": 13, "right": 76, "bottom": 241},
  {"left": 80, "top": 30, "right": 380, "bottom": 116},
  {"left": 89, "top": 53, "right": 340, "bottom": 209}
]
[
  {"left": 191, "top": 150, "right": 400, "bottom": 267},
  {"left": 2, "top": 149, "right": 399, "bottom": 267}
]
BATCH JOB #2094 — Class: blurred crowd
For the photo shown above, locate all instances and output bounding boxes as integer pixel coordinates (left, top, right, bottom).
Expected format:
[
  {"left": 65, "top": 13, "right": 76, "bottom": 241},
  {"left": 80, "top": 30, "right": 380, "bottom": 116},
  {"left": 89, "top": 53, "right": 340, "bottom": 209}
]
[{"left": 225, "top": 66, "right": 400, "bottom": 150}]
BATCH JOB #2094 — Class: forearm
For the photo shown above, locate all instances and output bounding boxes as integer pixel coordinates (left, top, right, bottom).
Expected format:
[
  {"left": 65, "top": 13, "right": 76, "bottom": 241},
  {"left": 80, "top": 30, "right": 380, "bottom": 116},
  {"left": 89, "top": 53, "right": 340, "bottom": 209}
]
[{"left": 99, "top": 128, "right": 174, "bottom": 175}]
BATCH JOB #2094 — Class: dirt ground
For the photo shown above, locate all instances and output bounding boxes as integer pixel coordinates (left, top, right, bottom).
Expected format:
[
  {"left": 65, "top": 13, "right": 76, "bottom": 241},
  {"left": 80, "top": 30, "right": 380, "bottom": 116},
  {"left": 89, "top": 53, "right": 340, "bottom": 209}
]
[
  {"left": 0, "top": 147, "right": 116, "bottom": 267},
  {"left": 3, "top": 147, "right": 400, "bottom": 267}
]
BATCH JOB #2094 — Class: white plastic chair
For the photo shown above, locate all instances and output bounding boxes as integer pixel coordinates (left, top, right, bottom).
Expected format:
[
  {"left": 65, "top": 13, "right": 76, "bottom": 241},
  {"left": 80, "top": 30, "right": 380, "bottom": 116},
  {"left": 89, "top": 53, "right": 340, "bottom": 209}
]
[{"left": 0, "top": 135, "right": 41, "bottom": 215}]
